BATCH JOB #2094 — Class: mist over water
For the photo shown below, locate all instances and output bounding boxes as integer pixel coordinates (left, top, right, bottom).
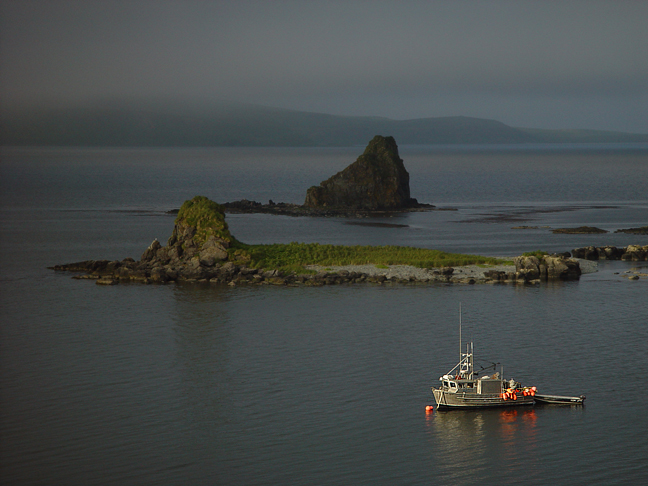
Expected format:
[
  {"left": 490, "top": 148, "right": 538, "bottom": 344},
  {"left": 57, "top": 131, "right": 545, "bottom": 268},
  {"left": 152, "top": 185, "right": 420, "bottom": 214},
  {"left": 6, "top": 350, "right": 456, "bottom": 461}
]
[{"left": 1, "top": 145, "right": 647, "bottom": 485}]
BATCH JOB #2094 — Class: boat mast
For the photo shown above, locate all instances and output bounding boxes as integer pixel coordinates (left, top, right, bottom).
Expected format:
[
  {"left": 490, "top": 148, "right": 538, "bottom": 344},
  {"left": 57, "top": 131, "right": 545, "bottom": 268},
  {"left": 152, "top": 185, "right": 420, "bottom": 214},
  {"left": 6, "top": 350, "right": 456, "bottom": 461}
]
[
  {"left": 458, "top": 303, "right": 473, "bottom": 379},
  {"left": 459, "top": 302, "right": 462, "bottom": 362}
]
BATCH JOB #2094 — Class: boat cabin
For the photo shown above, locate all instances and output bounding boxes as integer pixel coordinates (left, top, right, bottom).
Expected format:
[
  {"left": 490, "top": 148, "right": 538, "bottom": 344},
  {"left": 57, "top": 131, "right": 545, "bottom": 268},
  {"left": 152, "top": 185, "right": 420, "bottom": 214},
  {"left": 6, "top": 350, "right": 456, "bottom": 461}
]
[{"left": 440, "top": 373, "right": 504, "bottom": 395}]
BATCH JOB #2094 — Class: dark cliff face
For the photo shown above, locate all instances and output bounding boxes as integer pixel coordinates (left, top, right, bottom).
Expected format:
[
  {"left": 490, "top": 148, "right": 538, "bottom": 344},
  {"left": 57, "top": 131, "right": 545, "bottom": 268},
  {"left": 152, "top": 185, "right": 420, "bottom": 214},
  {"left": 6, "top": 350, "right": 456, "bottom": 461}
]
[{"left": 304, "top": 135, "right": 413, "bottom": 210}]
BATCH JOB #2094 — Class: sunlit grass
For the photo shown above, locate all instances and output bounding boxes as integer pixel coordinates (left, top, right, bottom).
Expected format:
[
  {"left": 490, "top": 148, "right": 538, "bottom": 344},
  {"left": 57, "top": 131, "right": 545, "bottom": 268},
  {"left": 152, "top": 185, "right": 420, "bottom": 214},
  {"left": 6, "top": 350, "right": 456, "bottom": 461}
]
[
  {"left": 232, "top": 241, "right": 510, "bottom": 273},
  {"left": 521, "top": 250, "right": 549, "bottom": 258}
]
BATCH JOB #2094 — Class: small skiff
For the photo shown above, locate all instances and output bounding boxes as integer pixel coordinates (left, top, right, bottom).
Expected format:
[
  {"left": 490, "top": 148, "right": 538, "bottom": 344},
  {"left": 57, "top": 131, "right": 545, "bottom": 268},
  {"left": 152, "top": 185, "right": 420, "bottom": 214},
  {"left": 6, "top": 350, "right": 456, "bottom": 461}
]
[{"left": 533, "top": 394, "right": 586, "bottom": 405}]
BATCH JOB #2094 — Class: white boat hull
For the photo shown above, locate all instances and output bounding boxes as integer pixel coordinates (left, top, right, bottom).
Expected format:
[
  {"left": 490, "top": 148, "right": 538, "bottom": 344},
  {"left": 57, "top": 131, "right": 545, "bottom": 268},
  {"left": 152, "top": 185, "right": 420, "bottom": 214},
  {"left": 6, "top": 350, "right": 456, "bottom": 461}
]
[{"left": 433, "top": 388, "right": 535, "bottom": 409}]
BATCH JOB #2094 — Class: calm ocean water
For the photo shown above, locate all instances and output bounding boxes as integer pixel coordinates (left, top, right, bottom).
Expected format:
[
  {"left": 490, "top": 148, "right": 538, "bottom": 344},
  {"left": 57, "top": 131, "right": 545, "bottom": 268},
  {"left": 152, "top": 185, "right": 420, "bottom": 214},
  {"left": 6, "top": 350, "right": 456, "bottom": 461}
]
[{"left": 1, "top": 145, "right": 647, "bottom": 485}]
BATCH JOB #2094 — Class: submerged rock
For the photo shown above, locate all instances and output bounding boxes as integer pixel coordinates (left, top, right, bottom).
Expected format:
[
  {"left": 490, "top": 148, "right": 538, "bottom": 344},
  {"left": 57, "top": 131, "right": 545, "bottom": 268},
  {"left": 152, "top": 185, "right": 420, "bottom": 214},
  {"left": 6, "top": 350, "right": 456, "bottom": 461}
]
[
  {"left": 552, "top": 226, "right": 608, "bottom": 234},
  {"left": 614, "top": 226, "right": 648, "bottom": 235}
]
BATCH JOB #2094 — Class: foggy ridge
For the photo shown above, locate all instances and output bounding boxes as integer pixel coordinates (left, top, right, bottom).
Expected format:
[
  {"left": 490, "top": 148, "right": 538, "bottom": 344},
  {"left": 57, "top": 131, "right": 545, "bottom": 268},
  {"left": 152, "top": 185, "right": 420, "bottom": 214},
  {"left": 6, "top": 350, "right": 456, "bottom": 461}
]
[{"left": 2, "top": 101, "right": 647, "bottom": 147}]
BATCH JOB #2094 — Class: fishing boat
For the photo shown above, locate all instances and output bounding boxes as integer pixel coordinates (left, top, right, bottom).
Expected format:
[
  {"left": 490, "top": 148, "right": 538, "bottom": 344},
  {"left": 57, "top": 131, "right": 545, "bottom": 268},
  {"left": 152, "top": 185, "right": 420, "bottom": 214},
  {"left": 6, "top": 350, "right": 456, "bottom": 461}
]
[
  {"left": 431, "top": 307, "right": 537, "bottom": 409},
  {"left": 431, "top": 342, "right": 537, "bottom": 409}
]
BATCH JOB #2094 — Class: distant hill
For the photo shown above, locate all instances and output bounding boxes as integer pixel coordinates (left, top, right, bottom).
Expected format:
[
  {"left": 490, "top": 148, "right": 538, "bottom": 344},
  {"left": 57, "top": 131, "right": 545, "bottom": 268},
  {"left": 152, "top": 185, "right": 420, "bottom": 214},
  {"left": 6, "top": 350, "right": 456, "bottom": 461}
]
[
  {"left": 519, "top": 127, "right": 648, "bottom": 144},
  {"left": 1, "top": 101, "right": 647, "bottom": 146}
]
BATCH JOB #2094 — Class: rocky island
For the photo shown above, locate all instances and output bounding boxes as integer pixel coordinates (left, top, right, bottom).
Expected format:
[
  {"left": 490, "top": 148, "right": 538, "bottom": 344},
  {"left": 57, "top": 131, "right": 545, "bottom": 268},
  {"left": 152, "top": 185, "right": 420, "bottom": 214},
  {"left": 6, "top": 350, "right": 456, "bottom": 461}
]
[
  {"left": 52, "top": 195, "right": 595, "bottom": 287},
  {"left": 304, "top": 135, "right": 422, "bottom": 210},
  {"left": 221, "top": 135, "right": 434, "bottom": 217}
]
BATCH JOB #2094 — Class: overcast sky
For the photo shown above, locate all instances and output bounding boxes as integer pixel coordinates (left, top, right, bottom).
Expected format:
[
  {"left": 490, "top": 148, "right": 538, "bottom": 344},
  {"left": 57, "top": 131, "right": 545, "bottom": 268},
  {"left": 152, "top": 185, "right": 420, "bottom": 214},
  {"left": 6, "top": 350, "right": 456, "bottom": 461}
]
[{"left": 1, "top": 0, "right": 647, "bottom": 132}]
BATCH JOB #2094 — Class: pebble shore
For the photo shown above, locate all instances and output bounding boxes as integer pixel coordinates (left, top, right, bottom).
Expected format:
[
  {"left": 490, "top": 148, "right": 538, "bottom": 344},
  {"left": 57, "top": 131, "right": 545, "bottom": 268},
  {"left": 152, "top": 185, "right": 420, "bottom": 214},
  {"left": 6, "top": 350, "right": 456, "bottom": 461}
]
[
  {"left": 307, "top": 258, "right": 598, "bottom": 284},
  {"left": 306, "top": 262, "right": 515, "bottom": 284}
]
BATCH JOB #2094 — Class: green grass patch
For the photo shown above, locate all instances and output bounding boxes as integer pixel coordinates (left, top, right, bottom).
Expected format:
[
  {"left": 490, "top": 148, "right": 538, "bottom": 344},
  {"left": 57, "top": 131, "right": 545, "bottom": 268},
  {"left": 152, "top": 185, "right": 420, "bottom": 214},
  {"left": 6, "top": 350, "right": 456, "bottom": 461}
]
[
  {"left": 522, "top": 250, "right": 549, "bottom": 258},
  {"left": 175, "top": 195, "right": 234, "bottom": 247},
  {"left": 233, "top": 241, "right": 509, "bottom": 273}
]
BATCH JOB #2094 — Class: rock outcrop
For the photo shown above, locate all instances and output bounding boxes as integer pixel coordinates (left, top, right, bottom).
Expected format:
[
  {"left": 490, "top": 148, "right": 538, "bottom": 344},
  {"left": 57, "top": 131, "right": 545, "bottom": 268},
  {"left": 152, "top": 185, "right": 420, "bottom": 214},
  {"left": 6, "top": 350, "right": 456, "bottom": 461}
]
[
  {"left": 572, "top": 245, "right": 648, "bottom": 261},
  {"left": 144, "top": 195, "right": 236, "bottom": 268},
  {"left": 513, "top": 254, "right": 582, "bottom": 282},
  {"left": 52, "top": 196, "right": 247, "bottom": 284},
  {"left": 304, "top": 135, "right": 420, "bottom": 210}
]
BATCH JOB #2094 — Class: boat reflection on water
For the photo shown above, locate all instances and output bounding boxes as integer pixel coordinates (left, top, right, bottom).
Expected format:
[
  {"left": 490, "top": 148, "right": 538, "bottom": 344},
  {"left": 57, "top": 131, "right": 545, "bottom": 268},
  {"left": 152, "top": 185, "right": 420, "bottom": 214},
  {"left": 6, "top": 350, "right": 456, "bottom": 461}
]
[{"left": 425, "top": 408, "right": 540, "bottom": 483}]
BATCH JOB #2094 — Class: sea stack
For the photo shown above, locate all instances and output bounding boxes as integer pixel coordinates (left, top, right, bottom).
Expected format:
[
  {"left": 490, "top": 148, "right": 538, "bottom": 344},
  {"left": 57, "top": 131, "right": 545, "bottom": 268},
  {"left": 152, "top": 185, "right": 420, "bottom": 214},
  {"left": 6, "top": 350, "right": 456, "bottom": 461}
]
[{"left": 304, "top": 135, "right": 417, "bottom": 210}]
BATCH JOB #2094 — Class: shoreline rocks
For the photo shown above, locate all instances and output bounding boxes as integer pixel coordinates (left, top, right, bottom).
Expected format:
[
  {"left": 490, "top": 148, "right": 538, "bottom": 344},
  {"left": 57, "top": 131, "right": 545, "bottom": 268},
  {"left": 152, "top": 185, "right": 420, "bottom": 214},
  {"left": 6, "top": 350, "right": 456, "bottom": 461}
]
[
  {"left": 571, "top": 245, "right": 648, "bottom": 261},
  {"left": 221, "top": 198, "right": 435, "bottom": 217},
  {"left": 51, "top": 257, "right": 592, "bottom": 287},
  {"left": 513, "top": 254, "right": 581, "bottom": 282}
]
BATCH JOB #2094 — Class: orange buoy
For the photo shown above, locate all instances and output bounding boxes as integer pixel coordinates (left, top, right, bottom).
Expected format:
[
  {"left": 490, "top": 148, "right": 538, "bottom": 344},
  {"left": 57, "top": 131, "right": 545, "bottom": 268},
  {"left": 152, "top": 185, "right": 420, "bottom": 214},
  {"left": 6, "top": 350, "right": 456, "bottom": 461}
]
[
  {"left": 512, "top": 393, "right": 517, "bottom": 400},
  {"left": 426, "top": 405, "right": 433, "bottom": 412}
]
